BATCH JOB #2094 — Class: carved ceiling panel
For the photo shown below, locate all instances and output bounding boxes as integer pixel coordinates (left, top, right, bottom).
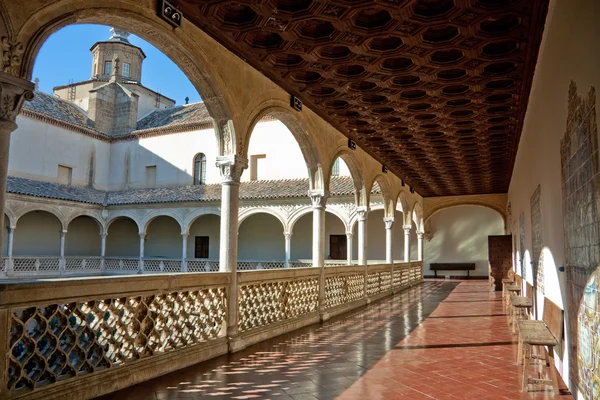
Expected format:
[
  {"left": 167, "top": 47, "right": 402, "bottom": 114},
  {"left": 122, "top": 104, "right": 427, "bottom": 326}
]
[{"left": 178, "top": 0, "right": 549, "bottom": 196}]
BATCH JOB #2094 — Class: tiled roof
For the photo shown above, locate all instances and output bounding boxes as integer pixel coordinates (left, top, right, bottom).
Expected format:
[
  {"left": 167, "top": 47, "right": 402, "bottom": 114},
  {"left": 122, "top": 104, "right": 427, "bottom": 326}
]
[
  {"left": 6, "top": 176, "right": 107, "bottom": 204},
  {"left": 6, "top": 176, "right": 365, "bottom": 206},
  {"left": 136, "top": 102, "right": 211, "bottom": 131},
  {"left": 22, "top": 90, "right": 92, "bottom": 127}
]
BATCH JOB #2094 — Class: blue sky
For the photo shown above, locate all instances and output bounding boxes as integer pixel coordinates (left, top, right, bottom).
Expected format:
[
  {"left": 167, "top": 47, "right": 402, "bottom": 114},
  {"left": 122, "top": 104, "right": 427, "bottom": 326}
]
[{"left": 32, "top": 24, "right": 201, "bottom": 105}]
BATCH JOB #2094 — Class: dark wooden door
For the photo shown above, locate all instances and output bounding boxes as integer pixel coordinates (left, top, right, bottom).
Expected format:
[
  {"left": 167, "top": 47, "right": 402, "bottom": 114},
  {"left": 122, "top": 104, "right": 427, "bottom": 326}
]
[
  {"left": 195, "top": 236, "right": 209, "bottom": 258},
  {"left": 329, "top": 235, "right": 347, "bottom": 260}
]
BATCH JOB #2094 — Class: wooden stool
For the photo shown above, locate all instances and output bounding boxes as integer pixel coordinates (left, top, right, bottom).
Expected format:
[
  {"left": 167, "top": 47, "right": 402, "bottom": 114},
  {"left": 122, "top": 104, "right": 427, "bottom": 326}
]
[
  {"left": 509, "top": 295, "right": 532, "bottom": 334},
  {"left": 517, "top": 320, "right": 560, "bottom": 393}
]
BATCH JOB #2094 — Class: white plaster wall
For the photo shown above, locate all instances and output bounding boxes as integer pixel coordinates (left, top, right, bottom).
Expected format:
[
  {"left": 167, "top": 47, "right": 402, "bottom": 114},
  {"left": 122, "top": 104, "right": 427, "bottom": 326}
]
[
  {"left": 366, "top": 209, "right": 405, "bottom": 261},
  {"left": 106, "top": 218, "right": 139, "bottom": 257},
  {"left": 423, "top": 206, "right": 504, "bottom": 277},
  {"left": 290, "top": 212, "right": 312, "bottom": 260},
  {"left": 10, "top": 116, "right": 111, "bottom": 189},
  {"left": 13, "top": 211, "right": 62, "bottom": 256},
  {"left": 145, "top": 216, "right": 181, "bottom": 258},
  {"left": 129, "top": 86, "right": 175, "bottom": 118},
  {"left": 108, "top": 126, "right": 219, "bottom": 189},
  {"left": 238, "top": 213, "right": 285, "bottom": 260},
  {"left": 242, "top": 119, "right": 350, "bottom": 182},
  {"left": 65, "top": 216, "right": 101, "bottom": 256},
  {"left": 186, "top": 214, "right": 220, "bottom": 259}
]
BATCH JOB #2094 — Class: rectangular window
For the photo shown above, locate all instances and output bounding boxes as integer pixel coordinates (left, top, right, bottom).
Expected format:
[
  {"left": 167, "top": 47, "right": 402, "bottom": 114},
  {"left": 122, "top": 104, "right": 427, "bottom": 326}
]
[
  {"left": 329, "top": 235, "right": 347, "bottom": 260},
  {"left": 104, "top": 61, "right": 112, "bottom": 75},
  {"left": 146, "top": 165, "right": 157, "bottom": 187},
  {"left": 332, "top": 158, "right": 340, "bottom": 176},
  {"left": 57, "top": 165, "right": 73, "bottom": 186},
  {"left": 250, "top": 154, "right": 266, "bottom": 181},
  {"left": 195, "top": 236, "right": 209, "bottom": 258},
  {"left": 122, "top": 63, "right": 130, "bottom": 77}
]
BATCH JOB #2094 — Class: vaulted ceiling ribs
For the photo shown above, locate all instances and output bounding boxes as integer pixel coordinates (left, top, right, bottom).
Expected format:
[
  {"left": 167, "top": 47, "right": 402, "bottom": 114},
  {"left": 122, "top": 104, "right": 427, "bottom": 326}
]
[{"left": 178, "top": 0, "right": 549, "bottom": 196}]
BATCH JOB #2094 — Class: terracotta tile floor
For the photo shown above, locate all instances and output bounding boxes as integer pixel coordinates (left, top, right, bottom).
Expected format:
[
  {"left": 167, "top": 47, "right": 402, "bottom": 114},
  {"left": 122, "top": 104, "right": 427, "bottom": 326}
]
[{"left": 97, "top": 281, "right": 573, "bottom": 400}]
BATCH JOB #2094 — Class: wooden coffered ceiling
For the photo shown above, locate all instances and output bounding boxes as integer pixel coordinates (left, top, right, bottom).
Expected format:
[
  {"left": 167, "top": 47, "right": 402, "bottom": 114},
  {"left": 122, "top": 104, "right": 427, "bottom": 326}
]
[{"left": 177, "top": 0, "right": 549, "bottom": 197}]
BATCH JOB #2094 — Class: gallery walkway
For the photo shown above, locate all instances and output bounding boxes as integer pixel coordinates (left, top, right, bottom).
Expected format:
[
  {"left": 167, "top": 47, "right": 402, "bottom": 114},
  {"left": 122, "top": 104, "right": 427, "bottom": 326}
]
[{"left": 97, "top": 281, "right": 573, "bottom": 400}]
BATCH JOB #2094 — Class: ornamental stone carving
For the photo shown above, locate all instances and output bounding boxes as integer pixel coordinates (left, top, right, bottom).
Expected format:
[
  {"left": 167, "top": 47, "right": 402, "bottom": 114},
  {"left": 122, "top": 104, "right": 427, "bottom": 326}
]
[
  {"left": 0, "top": 70, "right": 34, "bottom": 124},
  {"left": 216, "top": 155, "right": 247, "bottom": 183},
  {"left": 1, "top": 37, "right": 23, "bottom": 77},
  {"left": 308, "top": 190, "right": 328, "bottom": 209}
]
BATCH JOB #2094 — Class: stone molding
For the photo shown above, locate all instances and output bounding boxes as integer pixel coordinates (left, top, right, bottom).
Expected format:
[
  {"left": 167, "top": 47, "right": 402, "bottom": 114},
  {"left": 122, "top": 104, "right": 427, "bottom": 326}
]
[{"left": 0, "top": 70, "right": 33, "bottom": 125}]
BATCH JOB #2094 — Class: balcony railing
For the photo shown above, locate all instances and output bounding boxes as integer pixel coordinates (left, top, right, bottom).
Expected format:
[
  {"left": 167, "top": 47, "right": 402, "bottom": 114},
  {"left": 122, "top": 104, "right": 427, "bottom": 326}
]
[
  {"left": 0, "top": 262, "right": 423, "bottom": 400},
  {"left": 1, "top": 257, "right": 408, "bottom": 278}
]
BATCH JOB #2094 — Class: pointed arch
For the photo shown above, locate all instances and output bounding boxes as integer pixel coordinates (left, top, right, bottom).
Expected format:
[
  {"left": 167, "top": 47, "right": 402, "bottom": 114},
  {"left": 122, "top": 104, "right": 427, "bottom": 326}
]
[
  {"left": 242, "top": 101, "right": 324, "bottom": 191},
  {"left": 327, "top": 147, "right": 366, "bottom": 207},
  {"left": 366, "top": 174, "right": 393, "bottom": 218}
]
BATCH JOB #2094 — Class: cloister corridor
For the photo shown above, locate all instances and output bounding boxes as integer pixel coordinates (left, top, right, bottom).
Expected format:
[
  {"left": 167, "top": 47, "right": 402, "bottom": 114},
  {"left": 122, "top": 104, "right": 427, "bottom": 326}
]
[{"left": 96, "top": 281, "right": 572, "bottom": 400}]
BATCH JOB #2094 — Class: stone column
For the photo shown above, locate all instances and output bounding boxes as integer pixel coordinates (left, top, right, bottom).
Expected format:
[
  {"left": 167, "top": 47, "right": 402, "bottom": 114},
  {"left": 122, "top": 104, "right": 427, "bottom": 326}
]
[
  {"left": 217, "top": 155, "right": 247, "bottom": 350},
  {"left": 284, "top": 232, "right": 292, "bottom": 268},
  {"left": 181, "top": 233, "right": 188, "bottom": 272},
  {"left": 384, "top": 218, "right": 394, "bottom": 264},
  {"left": 403, "top": 225, "right": 412, "bottom": 262},
  {"left": 0, "top": 72, "right": 34, "bottom": 257},
  {"left": 417, "top": 232, "right": 424, "bottom": 262},
  {"left": 100, "top": 232, "right": 107, "bottom": 271},
  {"left": 139, "top": 233, "right": 146, "bottom": 273},
  {"left": 59, "top": 229, "right": 67, "bottom": 273},
  {"left": 6, "top": 226, "right": 13, "bottom": 274},
  {"left": 346, "top": 232, "right": 353, "bottom": 265},
  {"left": 309, "top": 190, "right": 328, "bottom": 320},
  {"left": 356, "top": 207, "right": 369, "bottom": 265}
]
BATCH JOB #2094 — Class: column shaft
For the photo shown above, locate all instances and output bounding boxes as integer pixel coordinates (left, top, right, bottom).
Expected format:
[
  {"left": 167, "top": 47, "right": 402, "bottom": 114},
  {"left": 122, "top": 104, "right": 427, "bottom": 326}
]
[
  {"left": 181, "top": 233, "right": 188, "bottom": 272},
  {"left": 6, "top": 227, "right": 13, "bottom": 273},
  {"left": 139, "top": 233, "right": 145, "bottom": 273},
  {"left": 417, "top": 232, "right": 424, "bottom": 262},
  {"left": 384, "top": 218, "right": 394, "bottom": 264},
  {"left": 403, "top": 225, "right": 411, "bottom": 262},
  {"left": 346, "top": 233, "right": 353, "bottom": 265},
  {"left": 284, "top": 233, "right": 292, "bottom": 268}
]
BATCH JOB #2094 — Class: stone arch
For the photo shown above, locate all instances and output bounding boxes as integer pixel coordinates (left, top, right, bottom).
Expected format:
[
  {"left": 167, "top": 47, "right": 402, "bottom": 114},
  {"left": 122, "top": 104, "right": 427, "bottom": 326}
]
[
  {"left": 14, "top": 2, "right": 235, "bottom": 152},
  {"left": 366, "top": 174, "right": 393, "bottom": 218},
  {"left": 425, "top": 202, "right": 506, "bottom": 227},
  {"left": 140, "top": 211, "right": 184, "bottom": 236},
  {"left": 397, "top": 190, "right": 409, "bottom": 215},
  {"left": 65, "top": 210, "right": 104, "bottom": 233},
  {"left": 411, "top": 202, "right": 424, "bottom": 232},
  {"left": 183, "top": 208, "right": 221, "bottom": 235},
  {"left": 105, "top": 212, "right": 142, "bottom": 233},
  {"left": 242, "top": 102, "right": 324, "bottom": 191},
  {"left": 239, "top": 207, "right": 287, "bottom": 232},
  {"left": 288, "top": 206, "right": 350, "bottom": 234},
  {"left": 327, "top": 147, "right": 367, "bottom": 207},
  {"left": 13, "top": 205, "right": 66, "bottom": 230}
]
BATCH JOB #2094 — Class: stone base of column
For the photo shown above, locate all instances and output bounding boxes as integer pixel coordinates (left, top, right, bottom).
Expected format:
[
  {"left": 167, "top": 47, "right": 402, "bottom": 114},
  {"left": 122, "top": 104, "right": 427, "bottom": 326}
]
[
  {"left": 319, "top": 311, "right": 331, "bottom": 323},
  {"left": 227, "top": 335, "right": 247, "bottom": 353}
]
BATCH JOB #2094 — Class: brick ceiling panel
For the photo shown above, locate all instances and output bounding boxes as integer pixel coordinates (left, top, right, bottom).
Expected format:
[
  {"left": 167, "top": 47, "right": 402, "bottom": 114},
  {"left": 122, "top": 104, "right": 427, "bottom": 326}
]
[{"left": 178, "top": 0, "right": 549, "bottom": 196}]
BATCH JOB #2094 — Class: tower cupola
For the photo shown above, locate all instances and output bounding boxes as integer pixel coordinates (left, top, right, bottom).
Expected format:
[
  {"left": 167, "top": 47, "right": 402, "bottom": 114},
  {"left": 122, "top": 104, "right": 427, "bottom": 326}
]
[{"left": 90, "top": 27, "right": 145, "bottom": 82}]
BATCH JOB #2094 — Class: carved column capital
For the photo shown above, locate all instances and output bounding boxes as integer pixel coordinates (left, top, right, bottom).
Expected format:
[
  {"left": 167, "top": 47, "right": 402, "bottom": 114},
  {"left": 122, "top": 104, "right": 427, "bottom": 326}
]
[
  {"left": 416, "top": 231, "right": 424, "bottom": 239},
  {"left": 308, "top": 189, "right": 328, "bottom": 209},
  {"left": 216, "top": 155, "right": 248, "bottom": 184},
  {"left": 403, "top": 224, "right": 412, "bottom": 234},
  {"left": 356, "top": 206, "right": 369, "bottom": 221},
  {"left": 383, "top": 217, "right": 394, "bottom": 230},
  {"left": 346, "top": 231, "right": 353, "bottom": 239},
  {"left": 283, "top": 232, "right": 292, "bottom": 240},
  {"left": 0, "top": 71, "right": 34, "bottom": 127}
]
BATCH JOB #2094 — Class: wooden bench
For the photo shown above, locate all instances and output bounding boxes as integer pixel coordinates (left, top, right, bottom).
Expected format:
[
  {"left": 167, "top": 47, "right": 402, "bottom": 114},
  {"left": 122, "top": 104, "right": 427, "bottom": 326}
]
[
  {"left": 430, "top": 263, "right": 476, "bottom": 277},
  {"left": 517, "top": 297, "right": 563, "bottom": 393}
]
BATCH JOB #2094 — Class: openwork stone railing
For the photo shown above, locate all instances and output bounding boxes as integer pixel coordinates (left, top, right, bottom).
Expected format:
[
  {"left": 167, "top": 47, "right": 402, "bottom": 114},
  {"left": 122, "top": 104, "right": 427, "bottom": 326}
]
[
  {"left": 0, "top": 273, "right": 230, "bottom": 399},
  {"left": 238, "top": 268, "right": 319, "bottom": 332},
  {"left": 0, "top": 262, "right": 422, "bottom": 399}
]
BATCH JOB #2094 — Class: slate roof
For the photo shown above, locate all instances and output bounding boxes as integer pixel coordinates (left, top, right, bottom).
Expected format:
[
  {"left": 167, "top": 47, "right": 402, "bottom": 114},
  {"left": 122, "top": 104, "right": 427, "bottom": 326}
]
[
  {"left": 136, "top": 102, "right": 211, "bottom": 131},
  {"left": 6, "top": 176, "right": 367, "bottom": 206},
  {"left": 22, "top": 90, "right": 92, "bottom": 128}
]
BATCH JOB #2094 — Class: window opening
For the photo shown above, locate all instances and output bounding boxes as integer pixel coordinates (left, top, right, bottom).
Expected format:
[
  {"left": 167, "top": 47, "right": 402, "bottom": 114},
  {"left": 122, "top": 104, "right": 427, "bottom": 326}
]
[{"left": 193, "top": 153, "right": 206, "bottom": 185}]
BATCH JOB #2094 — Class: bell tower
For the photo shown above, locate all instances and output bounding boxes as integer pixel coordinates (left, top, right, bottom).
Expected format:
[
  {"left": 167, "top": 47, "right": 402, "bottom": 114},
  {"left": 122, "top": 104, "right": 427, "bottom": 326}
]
[{"left": 90, "top": 27, "right": 145, "bottom": 82}]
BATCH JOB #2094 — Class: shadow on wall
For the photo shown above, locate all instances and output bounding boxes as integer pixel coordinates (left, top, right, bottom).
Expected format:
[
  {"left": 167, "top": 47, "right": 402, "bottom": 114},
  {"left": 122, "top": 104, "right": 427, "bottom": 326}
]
[{"left": 423, "top": 205, "right": 504, "bottom": 277}]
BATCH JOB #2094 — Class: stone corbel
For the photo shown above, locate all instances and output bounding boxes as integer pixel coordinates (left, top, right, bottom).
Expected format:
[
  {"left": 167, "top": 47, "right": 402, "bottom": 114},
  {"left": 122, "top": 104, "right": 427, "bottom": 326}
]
[
  {"left": 0, "top": 70, "right": 34, "bottom": 126},
  {"left": 308, "top": 189, "right": 328, "bottom": 209},
  {"left": 383, "top": 217, "right": 394, "bottom": 230},
  {"left": 214, "top": 119, "right": 237, "bottom": 156},
  {"left": 356, "top": 206, "right": 369, "bottom": 221},
  {"left": 216, "top": 155, "right": 248, "bottom": 183},
  {"left": 1, "top": 37, "right": 24, "bottom": 77}
]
